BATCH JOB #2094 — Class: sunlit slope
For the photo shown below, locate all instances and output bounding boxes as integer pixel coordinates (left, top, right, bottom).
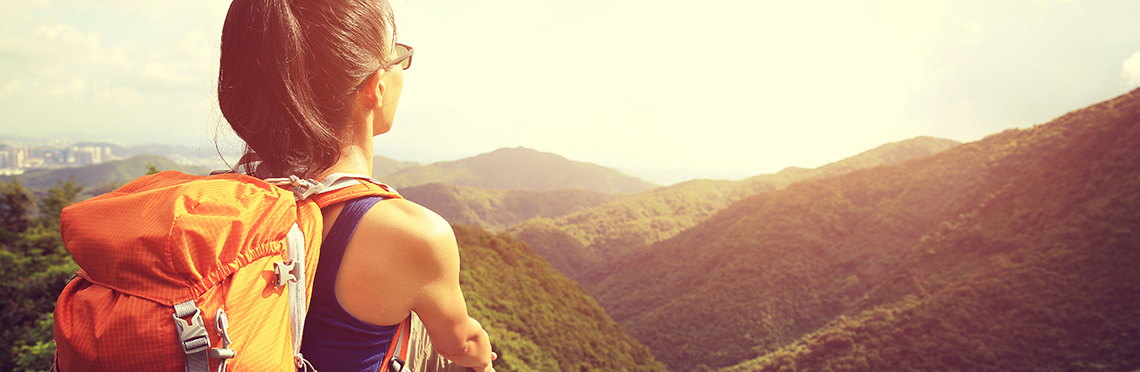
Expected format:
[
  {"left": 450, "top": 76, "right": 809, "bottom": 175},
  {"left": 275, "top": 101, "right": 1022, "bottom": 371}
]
[
  {"left": 723, "top": 91, "right": 1140, "bottom": 372},
  {"left": 511, "top": 137, "right": 959, "bottom": 278},
  {"left": 384, "top": 147, "right": 658, "bottom": 194},
  {"left": 400, "top": 183, "right": 613, "bottom": 231},
  {"left": 452, "top": 225, "right": 668, "bottom": 372},
  {"left": 585, "top": 89, "right": 1140, "bottom": 371}
]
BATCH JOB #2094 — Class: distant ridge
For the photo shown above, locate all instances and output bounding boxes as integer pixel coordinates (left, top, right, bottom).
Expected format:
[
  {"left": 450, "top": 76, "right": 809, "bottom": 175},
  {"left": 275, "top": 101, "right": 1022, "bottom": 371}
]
[
  {"left": 510, "top": 136, "right": 960, "bottom": 278},
  {"left": 400, "top": 183, "right": 613, "bottom": 231},
  {"left": 766, "top": 136, "right": 961, "bottom": 182},
  {"left": 382, "top": 147, "right": 658, "bottom": 194},
  {"left": 372, "top": 155, "right": 418, "bottom": 178},
  {"left": 2, "top": 155, "right": 208, "bottom": 192}
]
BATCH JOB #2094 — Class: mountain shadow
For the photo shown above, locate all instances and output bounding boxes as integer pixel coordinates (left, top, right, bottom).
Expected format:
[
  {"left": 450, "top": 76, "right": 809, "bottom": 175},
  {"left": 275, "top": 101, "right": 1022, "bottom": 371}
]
[
  {"left": 511, "top": 136, "right": 960, "bottom": 278},
  {"left": 582, "top": 89, "right": 1140, "bottom": 371},
  {"left": 382, "top": 147, "right": 658, "bottom": 194}
]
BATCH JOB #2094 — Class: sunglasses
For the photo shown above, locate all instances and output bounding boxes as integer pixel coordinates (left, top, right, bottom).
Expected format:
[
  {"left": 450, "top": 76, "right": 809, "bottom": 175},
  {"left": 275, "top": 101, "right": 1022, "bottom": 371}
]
[
  {"left": 355, "top": 43, "right": 413, "bottom": 94},
  {"left": 380, "top": 43, "right": 413, "bottom": 71}
]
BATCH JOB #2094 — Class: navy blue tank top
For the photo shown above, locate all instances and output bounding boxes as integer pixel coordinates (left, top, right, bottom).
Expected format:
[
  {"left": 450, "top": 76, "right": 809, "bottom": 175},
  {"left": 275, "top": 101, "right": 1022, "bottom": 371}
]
[{"left": 301, "top": 196, "right": 400, "bottom": 371}]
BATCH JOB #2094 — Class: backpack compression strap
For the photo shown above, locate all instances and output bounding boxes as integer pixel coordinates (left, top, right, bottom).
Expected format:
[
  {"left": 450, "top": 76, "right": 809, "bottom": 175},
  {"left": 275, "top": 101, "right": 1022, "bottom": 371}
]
[{"left": 379, "top": 316, "right": 413, "bottom": 372}]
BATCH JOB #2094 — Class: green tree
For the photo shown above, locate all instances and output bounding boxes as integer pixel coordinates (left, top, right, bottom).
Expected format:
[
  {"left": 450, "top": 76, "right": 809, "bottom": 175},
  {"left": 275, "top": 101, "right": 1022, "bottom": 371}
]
[
  {"left": 144, "top": 161, "right": 161, "bottom": 175},
  {"left": 35, "top": 177, "right": 84, "bottom": 230},
  {"left": 1, "top": 178, "right": 82, "bottom": 371},
  {"left": 12, "top": 314, "right": 55, "bottom": 372},
  {"left": 0, "top": 178, "right": 33, "bottom": 244}
]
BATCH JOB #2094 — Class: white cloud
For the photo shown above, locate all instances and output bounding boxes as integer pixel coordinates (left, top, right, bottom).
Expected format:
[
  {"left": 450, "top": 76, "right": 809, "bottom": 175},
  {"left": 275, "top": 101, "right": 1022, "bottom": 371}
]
[
  {"left": 0, "top": 23, "right": 137, "bottom": 95},
  {"left": 140, "top": 62, "right": 196, "bottom": 85},
  {"left": 1, "top": 79, "right": 23, "bottom": 94},
  {"left": 94, "top": 85, "right": 144, "bottom": 106},
  {"left": 959, "top": 23, "right": 986, "bottom": 47},
  {"left": 2, "top": 0, "right": 1138, "bottom": 181},
  {"left": 1123, "top": 51, "right": 1140, "bottom": 87},
  {"left": 45, "top": 77, "right": 89, "bottom": 96}
]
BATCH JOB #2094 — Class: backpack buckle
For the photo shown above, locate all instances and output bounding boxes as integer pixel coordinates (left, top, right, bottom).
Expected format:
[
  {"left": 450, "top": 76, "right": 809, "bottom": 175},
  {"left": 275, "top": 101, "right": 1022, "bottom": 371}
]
[
  {"left": 265, "top": 175, "right": 326, "bottom": 200},
  {"left": 172, "top": 307, "right": 210, "bottom": 355},
  {"left": 274, "top": 259, "right": 299, "bottom": 287}
]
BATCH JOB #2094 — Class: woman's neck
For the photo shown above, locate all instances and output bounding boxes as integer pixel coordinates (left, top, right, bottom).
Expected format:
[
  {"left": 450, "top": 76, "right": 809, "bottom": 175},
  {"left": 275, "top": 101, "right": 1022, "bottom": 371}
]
[{"left": 316, "top": 122, "right": 375, "bottom": 180}]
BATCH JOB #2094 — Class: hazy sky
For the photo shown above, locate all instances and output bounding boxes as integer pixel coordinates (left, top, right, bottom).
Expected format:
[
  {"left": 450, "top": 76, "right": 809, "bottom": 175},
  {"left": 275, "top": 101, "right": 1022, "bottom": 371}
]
[{"left": 2, "top": 0, "right": 1139, "bottom": 183}]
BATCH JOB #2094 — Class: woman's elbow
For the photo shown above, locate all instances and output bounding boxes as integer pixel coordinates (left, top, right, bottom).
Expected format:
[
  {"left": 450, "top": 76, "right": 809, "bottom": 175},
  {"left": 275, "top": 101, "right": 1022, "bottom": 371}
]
[{"left": 433, "top": 317, "right": 489, "bottom": 361}]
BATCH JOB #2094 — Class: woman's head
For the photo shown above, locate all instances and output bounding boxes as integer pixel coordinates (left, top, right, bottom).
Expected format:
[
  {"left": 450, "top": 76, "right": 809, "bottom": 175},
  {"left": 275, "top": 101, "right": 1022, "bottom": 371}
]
[{"left": 218, "top": 0, "right": 398, "bottom": 178}]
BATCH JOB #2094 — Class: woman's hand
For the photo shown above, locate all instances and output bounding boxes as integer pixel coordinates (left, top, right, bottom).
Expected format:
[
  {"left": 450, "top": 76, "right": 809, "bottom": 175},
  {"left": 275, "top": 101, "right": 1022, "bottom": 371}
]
[{"left": 474, "top": 352, "right": 497, "bottom": 372}]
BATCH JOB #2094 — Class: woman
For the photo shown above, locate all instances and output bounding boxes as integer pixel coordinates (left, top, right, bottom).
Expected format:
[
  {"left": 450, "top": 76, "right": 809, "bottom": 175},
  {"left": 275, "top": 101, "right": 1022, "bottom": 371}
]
[{"left": 218, "top": 1, "right": 496, "bottom": 371}]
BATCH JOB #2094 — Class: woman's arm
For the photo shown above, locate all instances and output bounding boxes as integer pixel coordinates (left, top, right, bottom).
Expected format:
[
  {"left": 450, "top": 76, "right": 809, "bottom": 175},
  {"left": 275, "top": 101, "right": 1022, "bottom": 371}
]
[
  {"left": 336, "top": 199, "right": 496, "bottom": 371},
  {"left": 411, "top": 249, "right": 495, "bottom": 370}
]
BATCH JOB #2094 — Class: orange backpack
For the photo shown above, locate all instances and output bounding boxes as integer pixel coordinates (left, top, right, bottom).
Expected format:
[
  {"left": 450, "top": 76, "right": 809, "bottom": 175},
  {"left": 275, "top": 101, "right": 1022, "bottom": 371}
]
[{"left": 54, "top": 171, "right": 412, "bottom": 372}]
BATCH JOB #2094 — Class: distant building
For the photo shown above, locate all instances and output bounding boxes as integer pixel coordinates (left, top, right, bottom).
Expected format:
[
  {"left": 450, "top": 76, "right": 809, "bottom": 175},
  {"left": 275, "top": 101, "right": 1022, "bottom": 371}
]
[
  {"left": 22, "top": 157, "right": 44, "bottom": 169},
  {"left": 0, "top": 146, "right": 42, "bottom": 169},
  {"left": 68, "top": 146, "right": 109, "bottom": 166}
]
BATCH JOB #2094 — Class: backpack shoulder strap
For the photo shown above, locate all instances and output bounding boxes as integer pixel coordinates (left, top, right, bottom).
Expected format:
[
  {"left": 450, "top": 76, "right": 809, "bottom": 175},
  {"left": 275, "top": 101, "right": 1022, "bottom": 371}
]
[{"left": 308, "top": 173, "right": 403, "bottom": 208}]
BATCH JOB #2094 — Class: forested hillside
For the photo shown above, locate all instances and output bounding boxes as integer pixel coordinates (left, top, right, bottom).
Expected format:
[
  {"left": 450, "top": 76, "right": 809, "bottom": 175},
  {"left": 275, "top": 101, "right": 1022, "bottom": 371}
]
[
  {"left": 383, "top": 147, "right": 658, "bottom": 194},
  {"left": 726, "top": 89, "right": 1140, "bottom": 372},
  {"left": 583, "top": 89, "right": 1140, "bottom": 371},
  {"left": 401, "top": 183, "right": 613, "bottom": 230},
  {"left": 511, "top": 137, "right": 959, "bottom": 278},
  {"left": 453, "top": 225, "right": 667, "bottom": 371}
]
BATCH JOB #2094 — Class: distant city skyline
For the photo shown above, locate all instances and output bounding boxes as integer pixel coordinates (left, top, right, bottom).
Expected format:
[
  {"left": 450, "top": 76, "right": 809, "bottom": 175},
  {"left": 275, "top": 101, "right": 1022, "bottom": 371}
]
[{"left": 2, "top": 0, "right": 1140, "bottom": 184}]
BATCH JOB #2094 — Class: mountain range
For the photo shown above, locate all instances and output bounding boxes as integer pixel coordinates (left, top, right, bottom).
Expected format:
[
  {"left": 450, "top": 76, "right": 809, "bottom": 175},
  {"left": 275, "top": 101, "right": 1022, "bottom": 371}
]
[
  {"left": 579, "top": 89, "right": 1140, "bottom": 371},
  {"left": 507, "top": 136, "right": 960, "bottom": 277},
  {"left": 381, "top": 147, "right": 659, "bottom": 194}
]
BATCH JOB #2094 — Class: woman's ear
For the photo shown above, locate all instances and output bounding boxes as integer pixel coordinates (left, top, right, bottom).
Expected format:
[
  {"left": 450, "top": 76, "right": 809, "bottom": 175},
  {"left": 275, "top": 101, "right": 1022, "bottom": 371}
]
[{"left": 357, "top": 69, "right": 387, "bottom": 108}]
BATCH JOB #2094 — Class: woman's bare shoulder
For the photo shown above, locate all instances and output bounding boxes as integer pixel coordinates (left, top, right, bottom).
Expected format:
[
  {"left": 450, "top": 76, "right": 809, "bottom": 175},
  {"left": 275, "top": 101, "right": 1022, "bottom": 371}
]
[
  {"left": 353, "top": 198, "right": 459, "bottom": 272},
  {"left": 333, "top": 198, "right": 458, "bottom": 325}
]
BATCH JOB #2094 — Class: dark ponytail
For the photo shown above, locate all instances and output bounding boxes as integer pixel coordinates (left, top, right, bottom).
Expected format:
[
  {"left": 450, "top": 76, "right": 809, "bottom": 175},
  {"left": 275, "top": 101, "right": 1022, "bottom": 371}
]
[{"left": 219, "top": 0, "right": 396, "bottom": 178}]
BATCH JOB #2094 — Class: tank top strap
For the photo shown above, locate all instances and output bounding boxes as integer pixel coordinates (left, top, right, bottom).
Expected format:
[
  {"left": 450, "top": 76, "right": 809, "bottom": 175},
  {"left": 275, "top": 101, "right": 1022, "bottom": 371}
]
[{"left": 314, "top": 195, "right": 386, "bottom": 296}]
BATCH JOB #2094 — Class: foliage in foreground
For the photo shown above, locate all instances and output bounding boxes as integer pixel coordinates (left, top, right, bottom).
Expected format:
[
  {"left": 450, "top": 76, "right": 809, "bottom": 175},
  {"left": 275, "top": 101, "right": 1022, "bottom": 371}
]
[
  {"left": 1, "top": 177, "right": 84, "bottom": 371},
  {"left": 454, "top": 224, "right": 667, "bottom": 372}
]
